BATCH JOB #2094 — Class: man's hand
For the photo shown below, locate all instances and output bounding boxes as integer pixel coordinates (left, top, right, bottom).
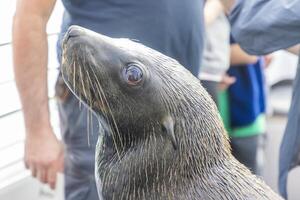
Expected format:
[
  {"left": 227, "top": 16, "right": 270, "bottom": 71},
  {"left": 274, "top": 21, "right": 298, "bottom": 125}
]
[
  {"left": 220, "top": 0, "right": 235, "bottom": 14},
  {"left": 287, "top": 44, "right": 300, "bottom": 55},
  {"left": 219, "top": 74, "right": 236, "bottom": 91},
  {"left": 24, "top": 126, "right": 64, "bottom": 189},
  {"left": 263, "top": 54, "right": 273, "bottom": 68}
]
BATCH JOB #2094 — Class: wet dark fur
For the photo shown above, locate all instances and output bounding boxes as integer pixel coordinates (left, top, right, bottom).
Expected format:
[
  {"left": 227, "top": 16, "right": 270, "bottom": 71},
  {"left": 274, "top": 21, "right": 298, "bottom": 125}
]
[{"left": 61, "top": 26, "right": 282, "bottom": 200}]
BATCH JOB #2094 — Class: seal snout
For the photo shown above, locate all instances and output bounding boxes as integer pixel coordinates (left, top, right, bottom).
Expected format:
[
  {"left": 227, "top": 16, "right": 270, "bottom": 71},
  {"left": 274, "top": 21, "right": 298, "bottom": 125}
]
[{"left": 63, "top": 25, "right": 86, "bottom": 44}]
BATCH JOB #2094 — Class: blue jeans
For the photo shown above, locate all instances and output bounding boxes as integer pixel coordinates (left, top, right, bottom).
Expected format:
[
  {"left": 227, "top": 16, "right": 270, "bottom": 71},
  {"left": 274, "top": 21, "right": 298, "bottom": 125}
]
[{"left": 56, "top": 75, "right": 101, "bottom": 200}]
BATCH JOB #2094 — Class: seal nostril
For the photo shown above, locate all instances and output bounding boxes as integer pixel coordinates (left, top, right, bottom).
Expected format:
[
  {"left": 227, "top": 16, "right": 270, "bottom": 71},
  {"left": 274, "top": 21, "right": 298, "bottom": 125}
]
[
  {"left": 65, "top": 26, "right": 85, "bottom": 41},
  {"left": 67, "top": 29, "right": 80, "bottom": 39}
]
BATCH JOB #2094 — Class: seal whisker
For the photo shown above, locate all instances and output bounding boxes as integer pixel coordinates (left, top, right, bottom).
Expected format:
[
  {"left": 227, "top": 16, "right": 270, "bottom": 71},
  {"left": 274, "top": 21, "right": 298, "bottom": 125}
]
[
  {"left": 87, "top": 105, "right": 91, "bottom": 146},
  {"left": 80, "top": 53, "right": 96, "bottom": 145},
  {"left": 86, "top": 63, "right": 110, "bottom": 124},
  {"left": 79, "top": 58, "right": 88, "bottom": 100},
  {"left": 89, "top": 66, "right": 123, "bottom": 157},
  {"left": 83, "top": 52, "right": 93, "bottom": 105},
  {"left": 73, "top": 61, "right": 76, "bottom": 94},
  {"left": 84, "top": 65, "right": 98, "bottom": 137},
  {"left": 86, "top": 67, "right": 112, "bottom": 139}
]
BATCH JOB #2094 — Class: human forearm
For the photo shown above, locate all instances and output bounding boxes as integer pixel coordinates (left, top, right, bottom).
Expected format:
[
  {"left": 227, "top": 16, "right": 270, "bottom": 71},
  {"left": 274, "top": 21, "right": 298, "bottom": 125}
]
[
  {"left": 219, "top": 0, "right": 235, "bottom": 14},
  {"left": 204, "top": 0, "right": 224, "bottom": 26},
  {"left": 13, "top": 14, "right": 51, "bottom": 133},
  {"left": 230, "top": 44, "right": 258, "bottom": 66},
  {"left": 287, "top": 44, "right": 300, "bottom": 55}
]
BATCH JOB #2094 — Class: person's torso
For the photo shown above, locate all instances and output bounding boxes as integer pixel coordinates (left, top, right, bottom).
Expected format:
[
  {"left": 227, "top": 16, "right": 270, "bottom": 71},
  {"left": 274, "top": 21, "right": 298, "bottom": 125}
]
[
  {"left": 200, "top": 13, "right": 230, "bottom": 81},
  {"left": 57, "top": 0, "right": 205, "bottom": 76}
]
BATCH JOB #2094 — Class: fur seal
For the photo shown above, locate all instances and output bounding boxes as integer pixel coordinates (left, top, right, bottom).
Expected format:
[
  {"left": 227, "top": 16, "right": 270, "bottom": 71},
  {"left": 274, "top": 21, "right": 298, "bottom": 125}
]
[{"left": 61, "top": 25, "right": 283, "bottom": 200}]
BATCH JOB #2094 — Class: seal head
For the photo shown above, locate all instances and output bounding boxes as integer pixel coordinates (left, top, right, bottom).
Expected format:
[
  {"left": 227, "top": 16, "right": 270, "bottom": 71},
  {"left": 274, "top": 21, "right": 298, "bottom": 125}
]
[{"left": 62, "top": 26, "right": 186, "bottom": 151}]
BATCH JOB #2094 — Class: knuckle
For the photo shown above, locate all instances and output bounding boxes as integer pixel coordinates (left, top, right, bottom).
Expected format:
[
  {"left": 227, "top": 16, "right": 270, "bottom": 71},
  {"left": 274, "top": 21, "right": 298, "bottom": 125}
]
[
  {"left": 39, "top": 160, "right": 52, "bottom": 168},
  {"left": 31, "top": 171, "right": 37, "bottom": 177},
  {"left": 40, "top": 178, "right": 47, "bottom": 183},
  {"left": 39, "top": 162, "right": 48, "bottom": 168},
  {"left": 48, "top": 180, "right": 55, "bottom": 185},
  {"left": 24, "top": 160, "right": 29, "bottom": 169}
]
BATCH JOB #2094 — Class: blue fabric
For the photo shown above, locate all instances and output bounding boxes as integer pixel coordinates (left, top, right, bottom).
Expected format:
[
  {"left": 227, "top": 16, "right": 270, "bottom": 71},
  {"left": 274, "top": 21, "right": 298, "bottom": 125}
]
[
  {"left": 227, "top": 37, "right": 266, "bottom": 127},
  {"left": 57, "top": 0, "right": 205, "bottom": 76},
  {"left": 230, "top": 0, "right": 300, "bottom": 55},
  {"left": 227, "top": 59, "right": 266, "bottom": 127}
]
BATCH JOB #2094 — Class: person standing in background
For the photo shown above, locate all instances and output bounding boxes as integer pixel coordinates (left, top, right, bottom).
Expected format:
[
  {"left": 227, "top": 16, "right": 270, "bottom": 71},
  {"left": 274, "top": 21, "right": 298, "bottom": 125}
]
[
  {"left": 12, "top": 0, "right": 205, "bottom": 199},
  {"left": 219, "top": 35, "right": 267, "bottom": 175},
  {"left": 200, "top": 0, "right": 232, "bottom": 105}
]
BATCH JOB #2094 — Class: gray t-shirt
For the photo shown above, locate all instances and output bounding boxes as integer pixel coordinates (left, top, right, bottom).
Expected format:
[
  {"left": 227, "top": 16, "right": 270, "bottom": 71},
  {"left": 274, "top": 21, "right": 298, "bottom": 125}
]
[
  {"left": 57, "top": 0, "right": 205, "bottom": 76},
  {"left": 200, "top": 13, "right": 230, "bottom": 82}
]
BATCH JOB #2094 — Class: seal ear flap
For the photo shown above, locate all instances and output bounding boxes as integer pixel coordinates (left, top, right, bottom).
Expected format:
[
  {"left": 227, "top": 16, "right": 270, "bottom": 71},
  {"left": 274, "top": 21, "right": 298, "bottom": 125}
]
[{"left": 161, "top": 115, "right": 178, "bottom": 150}]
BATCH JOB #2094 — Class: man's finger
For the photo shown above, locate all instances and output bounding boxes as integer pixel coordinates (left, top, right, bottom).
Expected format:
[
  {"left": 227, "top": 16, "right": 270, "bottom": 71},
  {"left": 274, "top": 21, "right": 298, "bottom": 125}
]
[
  {"left": 24, "top": 159, "right": 29, "bottom": 169},
  {"left": 30, "top": 165, "right": 37, "bottom": 177},
  {"left": 37, "top": 169, "right": 47, "bottom": 183},
  {"left": 57, "top": 148, "right": 64, "bottom": 173},
  {"left": 46, "top": 167, "right": 57, "bottom": 190}
]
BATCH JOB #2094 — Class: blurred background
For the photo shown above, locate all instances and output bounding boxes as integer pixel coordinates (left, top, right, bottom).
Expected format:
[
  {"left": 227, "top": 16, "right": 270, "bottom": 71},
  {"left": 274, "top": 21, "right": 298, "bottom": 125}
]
[{"left": 0, "top": 1, "right": 299, "bottom": 199}]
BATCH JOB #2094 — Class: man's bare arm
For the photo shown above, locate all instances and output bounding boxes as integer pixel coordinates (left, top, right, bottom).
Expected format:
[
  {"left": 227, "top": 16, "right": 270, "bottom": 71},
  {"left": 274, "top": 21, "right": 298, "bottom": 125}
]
[
  {"left": 287, "top": 44, "right": 300, "bottom": 56},
  {"left": 204, "top": 0, "right": 224, "bottom": 26},
  {"left": 230, "top": 44, "right": 258, "bottom": 66},
  {"left": 14, "top": 0, "right": 55, "bottom": 134},
  {"left": 13, "top": 0, "right": 63, "bottom": 189},
  {"left": 220, "top": 0, "right": 235, "bottom": 14}
]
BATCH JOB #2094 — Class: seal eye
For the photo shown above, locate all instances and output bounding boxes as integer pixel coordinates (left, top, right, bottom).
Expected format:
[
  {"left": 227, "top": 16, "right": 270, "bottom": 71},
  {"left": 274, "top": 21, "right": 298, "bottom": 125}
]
[{"left": 123, "top": 64, "right": 143, "bottom": 85}]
